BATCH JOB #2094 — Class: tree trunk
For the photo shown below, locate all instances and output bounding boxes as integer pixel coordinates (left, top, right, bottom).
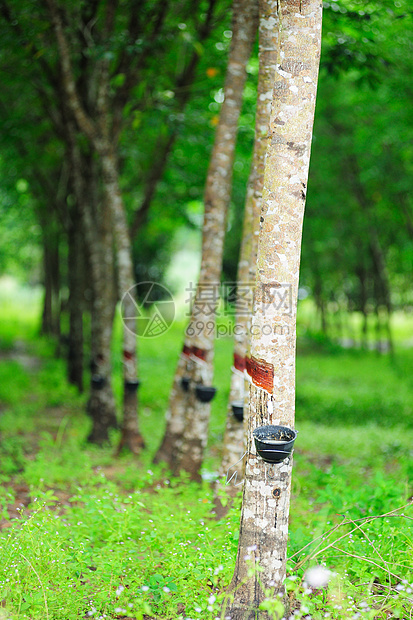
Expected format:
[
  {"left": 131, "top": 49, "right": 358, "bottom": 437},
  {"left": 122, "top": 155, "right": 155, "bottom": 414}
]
[
  {"left": 153, "top": 345, "right": 193, "bottom": 468},
  {"left": 85, "top": 156, "right": 119, "bottom": 444},
  {"left": 41, "top": 227, "right": 60, "bottom": 338},
  {"left": 356, "top": 261, "right": 369, "bottom": 349},
  {"left": 219, "top": 0, "right": 277, "bottom": 484},
  {"left": 87, "top": 275, "right": 118, "bottom": 443},
  {"left": 369, "top": 240, "right": 393, "bottom": 354},
  {"left": 65, "top": 121, "right": 118, "bottom": 443},
  {"left": 46, "top": 0, "right": 144, "bottom": 452},
  {"left": 227, "top": 1, "right": 322, "bottom": 617},
  {"left": 155, "top": 0, "right": 259, "bottom": 479},
  {"left": 313, "top": 269, "right": 327, "bottom": 335},
  {"left": 100, "top": 149, "right": 144, "bottom": 455},
  {"left": 348, "top": 155, "right": 394, "bottom": 355},
  {"left": 67, "top": 202, "right": 84, "bottom": 391},
  {"left": 41, "top": 238, "right": 53, "bottom": 335},
  {"left": 87, "top": 287, "right": 118, "bottom": 445}
]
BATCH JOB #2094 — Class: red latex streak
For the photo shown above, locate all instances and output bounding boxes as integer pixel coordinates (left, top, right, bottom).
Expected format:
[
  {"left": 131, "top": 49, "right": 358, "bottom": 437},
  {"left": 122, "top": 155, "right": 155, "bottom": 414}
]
[
  {"left": 123, "top": 350, "right": 134, "bottom": 361},
  {"left": 182, "top": 344, "right": 192, "bottom": 357},
  {"left": 191, "top": 346, "right": 207, "bottom": 361},
  {"left": 246, "top": 355, "right": 274, "bottom": 393},
  {"left": 233, "top": 352, "right": 246, "bottom": 372}
]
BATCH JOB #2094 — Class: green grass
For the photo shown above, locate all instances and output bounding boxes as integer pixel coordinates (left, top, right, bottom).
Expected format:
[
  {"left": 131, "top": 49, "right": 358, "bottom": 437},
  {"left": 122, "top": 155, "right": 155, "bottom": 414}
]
[
  {"left": 296, "top": 349, "right": 413, "bottom": 428},
  {"left": 0, "top": 287, "right": 412, "bottom": 619}
]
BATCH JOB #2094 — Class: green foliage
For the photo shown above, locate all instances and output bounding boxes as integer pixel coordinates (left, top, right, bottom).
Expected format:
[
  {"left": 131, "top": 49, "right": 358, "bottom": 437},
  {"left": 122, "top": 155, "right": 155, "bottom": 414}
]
[{"left": 0, "top": 181, "right": 41, "bottom": 280}]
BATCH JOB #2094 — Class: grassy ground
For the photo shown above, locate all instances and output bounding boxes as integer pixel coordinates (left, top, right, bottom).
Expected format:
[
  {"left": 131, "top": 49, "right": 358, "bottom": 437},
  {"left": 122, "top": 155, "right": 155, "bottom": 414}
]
[{"left": 0, "top": 286, "right": 412, "bottom": 619}]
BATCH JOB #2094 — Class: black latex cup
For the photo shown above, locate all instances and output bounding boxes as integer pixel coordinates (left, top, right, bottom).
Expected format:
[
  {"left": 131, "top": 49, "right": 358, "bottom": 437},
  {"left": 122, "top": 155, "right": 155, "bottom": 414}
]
[
  {"left": 253, "top": 424, "right": 297, "bottom": 464},
  {"left": 195, "top": 385, "right": 217, "bottom": 403},
  {"left": 231, "top": 400, "right": 244, "bottom": 422},
  {"left": 181, "top": 377, "right": 190, "bottom": 392},
  {"left": 124, "top": 379, "right": 140, "bottom": 393},
  {"left": 91, "top": 374, "right": 106, "bottom": 390}
]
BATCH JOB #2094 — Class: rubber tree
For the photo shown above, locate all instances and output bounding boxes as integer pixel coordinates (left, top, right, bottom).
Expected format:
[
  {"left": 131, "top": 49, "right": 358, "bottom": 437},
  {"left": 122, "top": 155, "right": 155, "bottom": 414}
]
[
  {"left": 39, "top": 213, "right": 61, "bottom": 339},
  {"left": 45, "top": 0, "right": 145, "bottom": 453},
  {"left": 219, "top": 0, "right": 279, "bottom": 483},
  {"left": 64, "top": 117, "right": 119, "bottom": 441},
  {"left": 227, "top": 1, "right": 323, "bottom": 618},
  {"left": 66, "top": 193, "right": 85, "bottom": 392},
  {"left": 154, "top": 0, "right": 259, "bottom": 480}
]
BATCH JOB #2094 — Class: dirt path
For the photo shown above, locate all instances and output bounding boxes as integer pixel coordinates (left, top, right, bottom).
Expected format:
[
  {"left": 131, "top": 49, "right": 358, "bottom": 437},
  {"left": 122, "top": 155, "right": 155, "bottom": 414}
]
[{"left": 0, "top": 339, "right": 42, "bottom": 371}]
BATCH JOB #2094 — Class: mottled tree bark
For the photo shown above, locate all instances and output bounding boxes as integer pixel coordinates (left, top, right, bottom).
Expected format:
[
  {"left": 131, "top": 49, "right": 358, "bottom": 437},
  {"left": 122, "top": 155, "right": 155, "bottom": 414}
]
[
  {"left": 86, "top": 211, "right": 118, "bottom": 445},
  {"left": 101, "top": 149, "right": 144, "bottom": 455},
  {"left": 86, "top": 165, "right": 119, "bottom": 444},
  {"left": 155, "top": 0, "right": 259, "bottom": 479},
  {"left": 227, "top": 1, "right": 322, "bottom": 617},
  {"left": 220, "top": 0, "right": 277, "bottom": 482},
  {"left": 153, "top": 347, "right": 193, "bottom": 468}
]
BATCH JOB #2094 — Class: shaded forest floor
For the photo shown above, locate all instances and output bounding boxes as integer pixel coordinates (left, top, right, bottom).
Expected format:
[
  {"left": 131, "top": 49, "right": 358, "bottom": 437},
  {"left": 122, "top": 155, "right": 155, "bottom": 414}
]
[{"left": 0, "top": 296, "right": 413, "bottom": 619}]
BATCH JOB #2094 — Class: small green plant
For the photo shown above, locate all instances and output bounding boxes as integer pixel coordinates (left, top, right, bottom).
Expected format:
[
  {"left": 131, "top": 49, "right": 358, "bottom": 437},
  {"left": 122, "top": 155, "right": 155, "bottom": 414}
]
[
  {"left": 142, "top": 573, "right": 178, "bottom": 602},
  {"left": 258, "top": 595, "right": 285, "bottom": 619}
]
